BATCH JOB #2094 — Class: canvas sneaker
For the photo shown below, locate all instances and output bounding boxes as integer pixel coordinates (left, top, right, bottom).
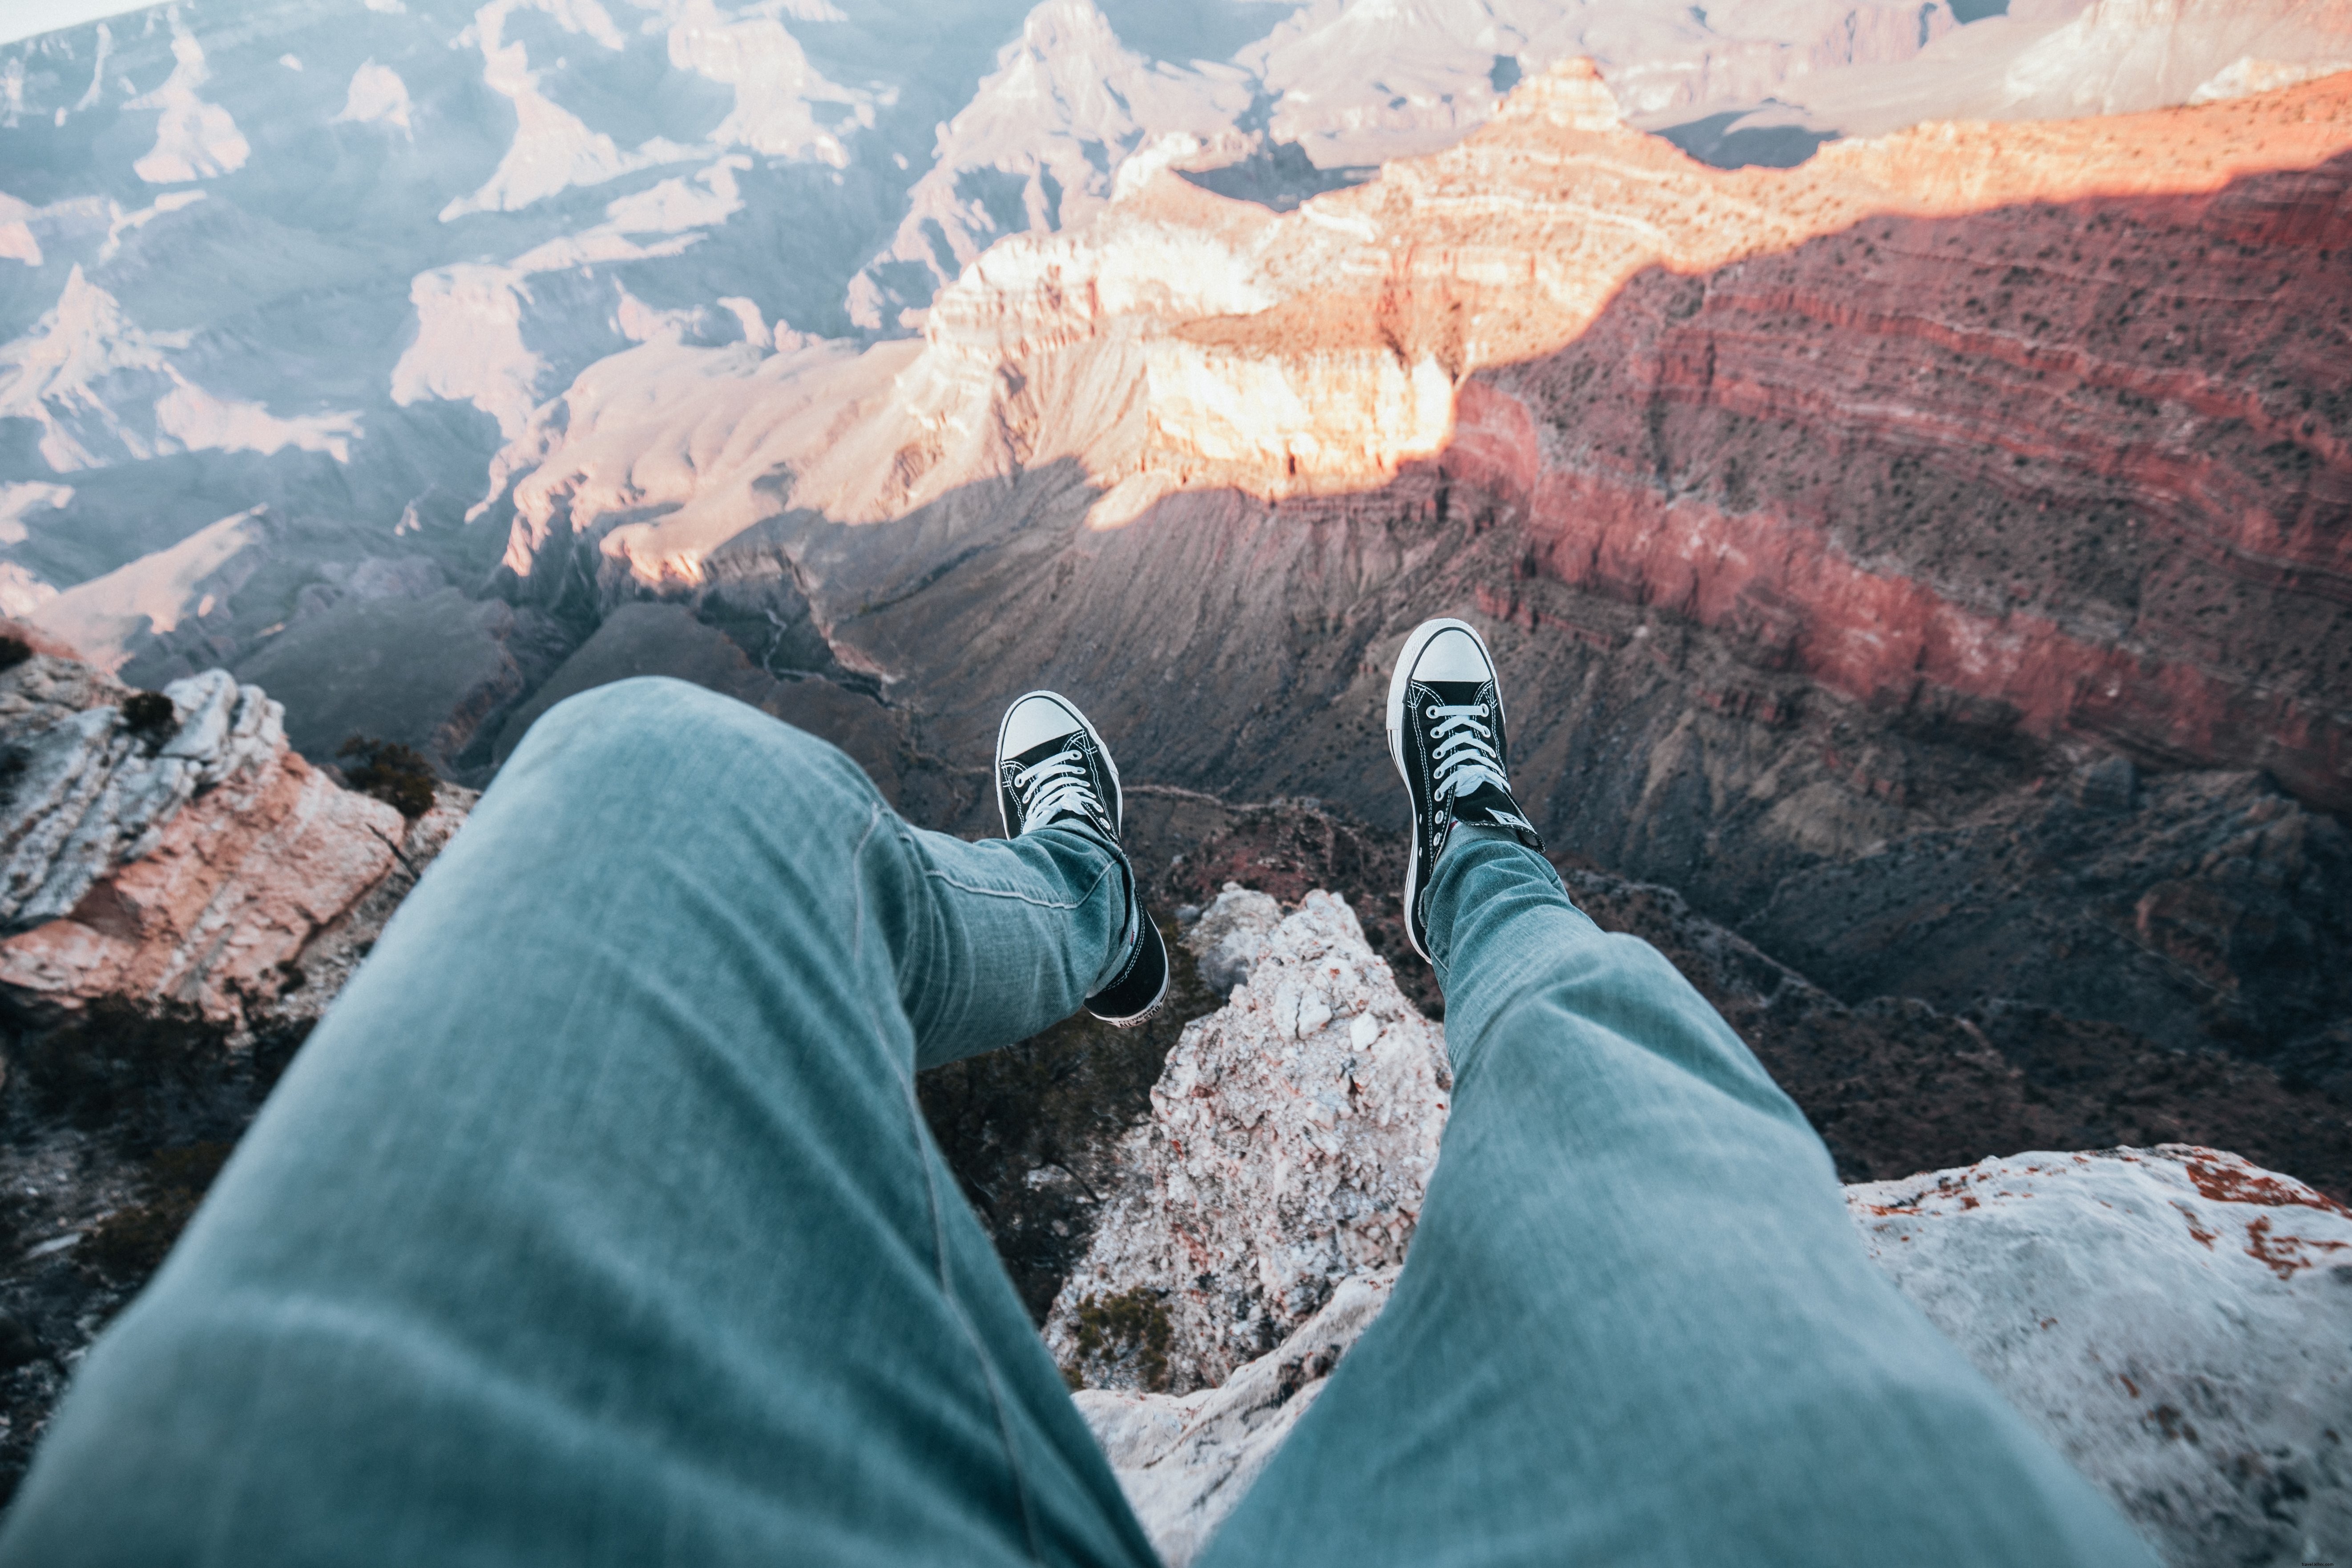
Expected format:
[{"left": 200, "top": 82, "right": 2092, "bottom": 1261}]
[
  {"left": 1387, "top": 617, "right": 1545, "bottom": 962},
  {"left": 995, "top": 691, "right": 1169, "bottom": 1027}
]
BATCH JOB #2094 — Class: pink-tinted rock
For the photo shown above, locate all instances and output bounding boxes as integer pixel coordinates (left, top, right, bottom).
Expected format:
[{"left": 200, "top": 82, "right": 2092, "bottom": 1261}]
[{"left": 1, "top": 644, "right": 411, "bottom": 1025}]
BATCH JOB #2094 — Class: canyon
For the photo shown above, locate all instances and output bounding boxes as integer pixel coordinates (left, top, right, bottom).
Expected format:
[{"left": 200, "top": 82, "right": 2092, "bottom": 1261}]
[
  {"left": 4, "top": 1, "right": 2352, "bottom": 1547},
  {"left": 7, "top": 14, "right": 2346, "bottom": 1086},
  {"left": 472, "top": 63, "right": 2352, "bottom": 1095}
]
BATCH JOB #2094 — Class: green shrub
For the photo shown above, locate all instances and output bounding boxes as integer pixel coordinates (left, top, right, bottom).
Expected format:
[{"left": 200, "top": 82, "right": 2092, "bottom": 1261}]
[
  {"left": 337, "top": 735, "right": 437, "bottom": 819},
  {"left": 1066, "top": 1288, "right": 1174, "bottom": 1392}
]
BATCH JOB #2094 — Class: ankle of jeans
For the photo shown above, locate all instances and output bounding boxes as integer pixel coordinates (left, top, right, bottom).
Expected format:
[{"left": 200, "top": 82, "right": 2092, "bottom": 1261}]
[
  {"left": 1037, "top": 822, "right": 1142, "bottom": 984},
  {"left": 1426, "top": 826, "right": 1549, "bottom": 977}
]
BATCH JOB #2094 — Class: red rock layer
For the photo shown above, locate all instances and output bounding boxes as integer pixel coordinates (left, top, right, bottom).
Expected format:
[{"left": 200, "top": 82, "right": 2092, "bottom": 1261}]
[{"left": 1355, "top": 80, "right": 2352, "bottom": 808}]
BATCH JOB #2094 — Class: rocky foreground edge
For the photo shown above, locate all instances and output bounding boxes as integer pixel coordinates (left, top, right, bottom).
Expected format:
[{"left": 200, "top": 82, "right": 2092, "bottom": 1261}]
[
  {"left": 1, "top": 620, "right": 471, "bottom": 1030},
  {"left": 1057, "top": 889, "right": 2352, "bottom": 1568},
  {"left": 0, "top": 622, "right": 474, "bottom": 1496},
  {"left": 2, "top": 631, "right": 2345, "bottom": 1566}
]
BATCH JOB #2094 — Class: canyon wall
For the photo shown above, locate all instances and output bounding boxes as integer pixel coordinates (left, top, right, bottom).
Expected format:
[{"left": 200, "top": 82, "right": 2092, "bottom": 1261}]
[
  {"left": 504, "top": 63, "right": 2351, "bottom": 807},
  {"left": 468, "top": 64, "right": 2352, "bottom": 1074}
]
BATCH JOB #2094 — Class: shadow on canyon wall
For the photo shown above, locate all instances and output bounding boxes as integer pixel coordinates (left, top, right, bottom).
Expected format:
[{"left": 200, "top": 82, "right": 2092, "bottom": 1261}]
[{"left": 480, "top": 143, "right": 2352, "bottom": 1218}]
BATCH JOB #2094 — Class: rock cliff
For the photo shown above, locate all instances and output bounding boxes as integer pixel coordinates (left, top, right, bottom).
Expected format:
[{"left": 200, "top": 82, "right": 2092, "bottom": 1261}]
[
  {"left": 854, "top": 59, "right": 2352, "bottom": 804},
  {"left": 0, "top": 625, "right": 472, "bottom": 1500},
  {"left": 0, "top": 625, "right": 430, "bottom": 1025},
  {"left": 1045, "top": 890, "right": 1448, "bottom": 1392},
  {"left": 1062, "top": 887, "right": 2352, "bottom": 1568},
  {"left": 495, "top": 64, "right": 2352, "bottom": 1088}
]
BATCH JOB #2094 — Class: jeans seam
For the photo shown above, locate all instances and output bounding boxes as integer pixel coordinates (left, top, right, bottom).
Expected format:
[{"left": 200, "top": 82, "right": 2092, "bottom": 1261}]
[
  {"left": 922, "top": 838, "right": 1124, "bottom": 911},
  {"left": 855, "top": 805, "right": 1047, "bottom": 1565},
  {"left": 920, "top": 867, "right": 1099, "bottom": 911}
]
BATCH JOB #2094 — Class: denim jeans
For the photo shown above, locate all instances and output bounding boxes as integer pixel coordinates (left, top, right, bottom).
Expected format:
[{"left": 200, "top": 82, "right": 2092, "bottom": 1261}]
[{"left": 0, "top": 679, "right": 2153, "bottom": 1566}]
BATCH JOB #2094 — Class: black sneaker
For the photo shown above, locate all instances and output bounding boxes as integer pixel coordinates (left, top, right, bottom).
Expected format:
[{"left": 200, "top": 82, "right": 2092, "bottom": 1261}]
[
  {"left": 1386, "top": 618, "right": 1545, "bottom": 962},
  {"left": 995, "top": 691, "right": 1169, "bottom": 1027}
]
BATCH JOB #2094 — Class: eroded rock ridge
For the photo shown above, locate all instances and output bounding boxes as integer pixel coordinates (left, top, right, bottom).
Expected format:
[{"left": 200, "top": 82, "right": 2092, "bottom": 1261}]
[{"left": 1068, "top": 886, "right": 2352, "bottom": 1568}]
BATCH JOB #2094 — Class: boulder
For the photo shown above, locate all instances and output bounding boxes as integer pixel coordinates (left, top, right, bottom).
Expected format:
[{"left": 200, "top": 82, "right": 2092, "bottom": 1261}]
[
  {"left": 1178, "top": 882, "right": 1282, "bottom": 996},
  {"left": 0, "top": 638, "right": 431, "bottom": 1025},
  {"left": 1070, "top": 888, "right": 2352, "bottom": 1568},
  {"left": 1046, "top": 891, "right": 1447, "bottom": 1395}
]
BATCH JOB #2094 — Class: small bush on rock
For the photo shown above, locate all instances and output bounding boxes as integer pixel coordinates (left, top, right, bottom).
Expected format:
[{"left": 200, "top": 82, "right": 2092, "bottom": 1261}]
[
  {"left": 83, "top": 1142, "right": 233, "bottom": 1283},
  {"left": 337, "top": 735, "right": 437, "bottom": 819},
  {"left": 0, "top": 635, "right": 29, "bottom": 673},
  {"left": 119, "top": 691, "right": 176, "bottom": 746},
  {"left": 1067, "top": 1287, "right": 1174, "bottom": 1391}
]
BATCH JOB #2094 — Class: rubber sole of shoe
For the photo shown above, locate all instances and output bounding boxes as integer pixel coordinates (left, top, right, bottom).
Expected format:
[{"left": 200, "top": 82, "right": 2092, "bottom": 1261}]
[
  {"left": 994, "top": 688, "right": 1125, "bottom": 840},
  {"left": 1089, "top": 915, "right": 1170, "bottom": 1029},
  {"left": 1386, "top": 617, "right": 1507, "bottom": 965}
]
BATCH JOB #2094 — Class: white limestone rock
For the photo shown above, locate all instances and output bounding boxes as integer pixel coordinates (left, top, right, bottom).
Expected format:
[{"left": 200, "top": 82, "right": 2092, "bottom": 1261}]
[
  {"left": 1073, "top": 1268, "right": 1397, "bottom": 1568},
  {"left": 1064, "top": 888, "right": 2352, "bottom": 1568},
  {"left": 1046, "top": 891, "right": 1447, "bottom": 1395},
  {"left": 1849, "top": 1147, "right": 2352, "bottom": 1568},
  {"left": 2, "top": 668, "right": 282, "bottom": 930},
  {"left": 1179, "top": 881, "right": 1282, "bottom": 996}
]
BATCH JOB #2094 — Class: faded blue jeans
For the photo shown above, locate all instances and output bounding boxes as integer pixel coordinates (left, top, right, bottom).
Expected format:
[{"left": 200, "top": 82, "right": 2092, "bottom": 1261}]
[{"left": 0, "top": 679, "right": 2153, "bottom": 1566}]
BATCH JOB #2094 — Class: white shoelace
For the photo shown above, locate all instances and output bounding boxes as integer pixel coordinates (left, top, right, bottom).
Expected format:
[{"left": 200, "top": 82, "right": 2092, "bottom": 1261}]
[
  {"left": 1013, "top": 748, "right": 1103, "bottom": 830},
  {"left": 1428, "top": 701, "right": 1506, "bottom": 802}
]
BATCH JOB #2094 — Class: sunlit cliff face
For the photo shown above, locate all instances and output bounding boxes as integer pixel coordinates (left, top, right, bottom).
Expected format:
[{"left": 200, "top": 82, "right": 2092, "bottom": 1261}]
[
  {"left": 489, "top": 57, "right": 2352, "bottom": 806},
  {"left": 509, "top": 57, "right": 2352, "bottom": 540}
]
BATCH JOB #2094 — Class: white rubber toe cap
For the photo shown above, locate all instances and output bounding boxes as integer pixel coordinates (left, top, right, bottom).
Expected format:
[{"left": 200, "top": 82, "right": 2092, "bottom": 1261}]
[
  {"left": 999, "top": 691, "right": 1086, "bottom": 756},
  {"left": 1408, "top": 625, "right": 1495, "bottom": 683}
]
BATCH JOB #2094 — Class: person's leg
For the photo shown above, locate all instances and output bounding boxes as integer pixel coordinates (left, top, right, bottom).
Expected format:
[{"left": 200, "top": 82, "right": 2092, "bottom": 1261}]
[
  {"left": 1203, "top": 629, "right": 2158, "bottom": 1568},
  {"left": 0, "top": 677, "right": 1158, "bottom": 1568}
]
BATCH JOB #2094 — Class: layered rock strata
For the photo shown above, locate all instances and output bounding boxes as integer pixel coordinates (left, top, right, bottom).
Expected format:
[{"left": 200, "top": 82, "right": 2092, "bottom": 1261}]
[
  {"left": 0, "top": 630, "right": 441, "bottom": 1025},
  {"left": 1066, "top": 887, "right": 2352, "bottom": 1568},
  {"left": 507, "top": 61, "right": 2352, "bottom": 825},
  {"left": 476, "top": 63, "right": 2352, "bottom": 1084}
]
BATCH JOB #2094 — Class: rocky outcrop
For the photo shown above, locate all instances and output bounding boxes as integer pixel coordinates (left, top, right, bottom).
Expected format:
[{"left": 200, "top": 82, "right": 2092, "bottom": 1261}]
[
  {"left": 1072, "top": 1268, "right": 1398, "bottom": 1568},
  {"left": 1066, "top": 885, "right": 2352, "bottom": 1568},
  {"left": 1045, "top": 892, "right": 1447, "bottom": 1393},
  {"left": 0, "top": 631, "right": 436, "bottom": 1026},
  {"left": 3, "top": 669, "right": 300, "bottom": 927},
  {"left": 0, "top": 629, "right": 474, "bottom": 1504},
  {"left": 1849, "top": 1146, "right": 2352, "bottom": 1568}
]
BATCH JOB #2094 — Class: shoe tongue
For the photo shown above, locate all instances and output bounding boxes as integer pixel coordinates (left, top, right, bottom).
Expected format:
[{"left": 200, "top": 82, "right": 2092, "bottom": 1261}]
[
  {"left": 1449, "top": 778, "right": 1514, "bottom": 820},
  {"left": 1417, "top": 678, "right": 1489, "bottom": 707},
  {"left": 1011, "top": 732, "right": 1081, "bottom": 769}
]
